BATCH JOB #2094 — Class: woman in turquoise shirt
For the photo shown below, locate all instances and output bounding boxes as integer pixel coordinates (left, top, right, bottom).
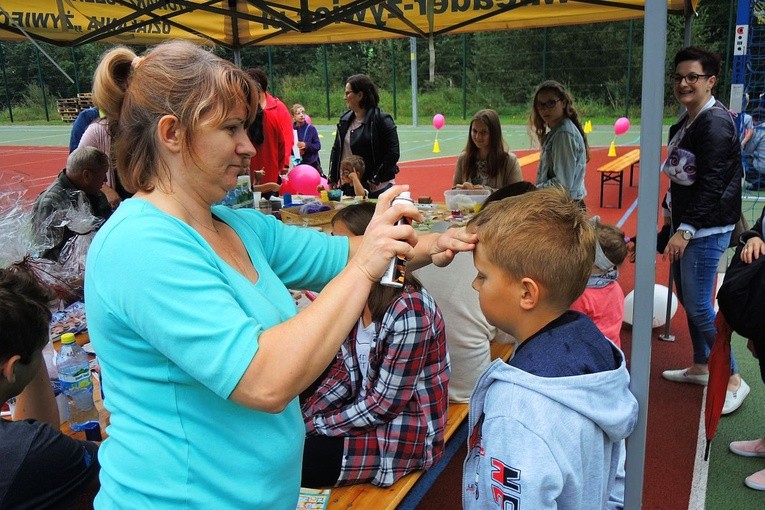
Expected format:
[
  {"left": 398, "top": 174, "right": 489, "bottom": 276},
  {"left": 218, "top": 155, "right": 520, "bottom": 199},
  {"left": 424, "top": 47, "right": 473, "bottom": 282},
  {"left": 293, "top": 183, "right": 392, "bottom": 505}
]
[{"left": 84, "top": 41, "right": 474, "bottom": 509}]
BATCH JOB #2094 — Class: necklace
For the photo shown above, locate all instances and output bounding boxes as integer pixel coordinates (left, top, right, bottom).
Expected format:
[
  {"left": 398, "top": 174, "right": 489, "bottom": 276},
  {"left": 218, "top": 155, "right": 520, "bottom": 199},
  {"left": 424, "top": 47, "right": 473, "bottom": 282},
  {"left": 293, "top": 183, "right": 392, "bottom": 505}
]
[{"left": 168, "top": 193, "right": 219, "bottom": 234}]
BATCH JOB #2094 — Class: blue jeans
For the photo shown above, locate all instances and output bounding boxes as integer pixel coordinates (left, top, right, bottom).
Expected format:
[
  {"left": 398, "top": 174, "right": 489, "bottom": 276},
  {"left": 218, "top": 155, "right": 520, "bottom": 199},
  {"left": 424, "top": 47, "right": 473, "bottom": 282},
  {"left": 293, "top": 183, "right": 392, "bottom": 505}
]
[{"left": 672, "top": 231, "right": 738, "bottom": 373}]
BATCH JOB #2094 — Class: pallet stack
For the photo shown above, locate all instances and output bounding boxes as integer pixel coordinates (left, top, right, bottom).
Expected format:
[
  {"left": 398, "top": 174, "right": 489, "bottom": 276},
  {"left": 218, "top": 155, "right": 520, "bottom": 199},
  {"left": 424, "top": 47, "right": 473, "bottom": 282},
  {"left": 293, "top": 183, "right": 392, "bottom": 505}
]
[{"left": 56, "top": 92, "right": 94, "bottom": 123}]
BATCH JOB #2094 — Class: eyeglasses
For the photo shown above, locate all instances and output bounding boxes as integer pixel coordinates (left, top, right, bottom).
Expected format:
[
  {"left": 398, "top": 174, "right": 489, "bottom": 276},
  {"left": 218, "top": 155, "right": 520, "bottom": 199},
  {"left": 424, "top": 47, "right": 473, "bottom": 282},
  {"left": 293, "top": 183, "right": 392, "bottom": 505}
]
[
  {"left": 536, "top": 99, "right": 561, "bottom": 110},
  {"left": 671, "top": 73, "right": 713, "bottom": 84}
]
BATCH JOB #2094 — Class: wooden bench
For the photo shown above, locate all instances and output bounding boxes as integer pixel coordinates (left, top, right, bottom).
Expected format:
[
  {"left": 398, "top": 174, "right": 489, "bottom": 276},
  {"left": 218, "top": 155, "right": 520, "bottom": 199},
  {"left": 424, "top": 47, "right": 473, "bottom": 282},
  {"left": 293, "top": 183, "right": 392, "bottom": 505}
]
[
  {"left": 596, "top": 148, "right": 640, "bottom": 208},
  {"left": 517, "top": 151, "right": 541, "bottom": 168},
  {"left": 326, "top": 341, "right": 515, "bottom": 510}
]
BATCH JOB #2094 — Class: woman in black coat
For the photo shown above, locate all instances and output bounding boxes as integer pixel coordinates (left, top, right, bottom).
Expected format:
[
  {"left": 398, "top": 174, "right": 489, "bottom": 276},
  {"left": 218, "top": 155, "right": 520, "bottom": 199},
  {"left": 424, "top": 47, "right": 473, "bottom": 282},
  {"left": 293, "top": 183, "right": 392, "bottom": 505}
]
[
  {"left": 660, "top": 47, "right": 748, "bottom": 414},
  {"left": 328, "top": 75, "right": 399, "bottom": 199}
]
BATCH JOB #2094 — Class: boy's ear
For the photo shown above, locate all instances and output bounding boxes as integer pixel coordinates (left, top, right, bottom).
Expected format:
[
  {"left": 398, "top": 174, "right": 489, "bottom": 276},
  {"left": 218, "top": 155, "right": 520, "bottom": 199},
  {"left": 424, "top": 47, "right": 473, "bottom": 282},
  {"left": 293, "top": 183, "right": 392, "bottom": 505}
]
[
  {"left": 0, "top": 355, "right": 21, "bottom": 384},
  {"left": 518, "top": 277, "right": 541, "bottom": 311}
]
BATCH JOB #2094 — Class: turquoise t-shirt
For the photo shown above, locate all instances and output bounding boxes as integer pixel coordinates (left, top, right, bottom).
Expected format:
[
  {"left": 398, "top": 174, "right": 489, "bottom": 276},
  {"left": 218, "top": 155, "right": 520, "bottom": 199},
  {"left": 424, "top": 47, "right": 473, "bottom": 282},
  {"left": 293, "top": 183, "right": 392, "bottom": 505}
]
[{"left": 84, "top": 199, "right": 348, "bottom": 509}]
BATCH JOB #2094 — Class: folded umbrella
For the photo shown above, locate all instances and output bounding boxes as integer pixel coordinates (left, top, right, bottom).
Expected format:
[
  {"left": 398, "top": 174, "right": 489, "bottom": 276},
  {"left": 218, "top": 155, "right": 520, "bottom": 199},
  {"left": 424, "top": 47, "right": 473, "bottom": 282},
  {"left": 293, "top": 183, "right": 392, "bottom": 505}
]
[{"left": 703, "top": 311, "right": 732, "bottom": 461}]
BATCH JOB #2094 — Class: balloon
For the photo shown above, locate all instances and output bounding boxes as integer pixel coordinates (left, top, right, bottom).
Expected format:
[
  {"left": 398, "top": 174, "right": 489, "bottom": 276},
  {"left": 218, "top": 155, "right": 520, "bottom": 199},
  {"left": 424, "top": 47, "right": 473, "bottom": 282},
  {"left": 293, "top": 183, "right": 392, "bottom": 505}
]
[
  {"left": 280, "top": 177, "right": 298, "bottom": 196},
  {"left": 432, "top": 113, "right": 445, "bottom": 130},
  {"left": 614, "top": 117, "right": 630, "bottom": 136},
  {"left": 304, "top": 114, "right": 312, "bottom": 125},
  {"left": 623, "top": 284, "right": 678, "bottom": 328},
  {"left": 319, "top": 177, "right": 328, "bottom": 189},
  {"left": 283, "top": 164, "right": 322, "bottom": 195}
]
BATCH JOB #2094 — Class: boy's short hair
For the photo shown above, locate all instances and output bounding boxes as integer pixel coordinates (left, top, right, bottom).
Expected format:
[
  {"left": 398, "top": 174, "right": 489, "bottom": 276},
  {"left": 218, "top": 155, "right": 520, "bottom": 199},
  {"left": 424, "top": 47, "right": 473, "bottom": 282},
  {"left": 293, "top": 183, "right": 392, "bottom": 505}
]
[
  {"left": 341, "top": 155, "right": 365, "bottom": 174},
  {"left": 0, "top": 269, "right": 55, "bottom": 364},
  {"left": 291, "top": 103, "right": 305, "bottom": 115},
  {"left": 468, "top": 187, "right": 595, "bottom": 309}
]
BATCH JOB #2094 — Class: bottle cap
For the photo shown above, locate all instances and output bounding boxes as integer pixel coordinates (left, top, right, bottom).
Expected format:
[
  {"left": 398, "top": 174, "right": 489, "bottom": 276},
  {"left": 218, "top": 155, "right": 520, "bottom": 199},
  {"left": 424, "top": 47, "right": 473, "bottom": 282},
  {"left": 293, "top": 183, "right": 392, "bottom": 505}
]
[{"left": 60, "top": 333, "right": 76, "bottom": 345}]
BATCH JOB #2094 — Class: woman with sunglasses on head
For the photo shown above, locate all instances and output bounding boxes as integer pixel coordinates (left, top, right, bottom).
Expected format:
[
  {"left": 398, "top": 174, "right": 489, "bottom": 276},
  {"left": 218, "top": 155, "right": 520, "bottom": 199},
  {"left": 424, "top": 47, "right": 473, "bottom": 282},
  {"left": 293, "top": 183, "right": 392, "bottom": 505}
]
[
  {"left": 328, "top": 74, "right": 400, "bottom": 199},
  {"left": 530, "top": 80, "right": 590, "bottom": 203},
  {"left": 660, "top": 47, "right": 748, "bottom": 414},
  {"left": 453, "top": 109, "right": 522, "bottom": 192}
]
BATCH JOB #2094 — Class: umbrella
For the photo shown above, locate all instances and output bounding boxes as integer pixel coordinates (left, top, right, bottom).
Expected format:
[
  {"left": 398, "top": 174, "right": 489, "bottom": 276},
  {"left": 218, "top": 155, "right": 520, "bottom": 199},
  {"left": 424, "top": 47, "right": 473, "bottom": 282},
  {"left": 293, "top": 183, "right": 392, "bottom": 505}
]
[{"left": 703, "top": 311, "right": 733, "bottom": 461}]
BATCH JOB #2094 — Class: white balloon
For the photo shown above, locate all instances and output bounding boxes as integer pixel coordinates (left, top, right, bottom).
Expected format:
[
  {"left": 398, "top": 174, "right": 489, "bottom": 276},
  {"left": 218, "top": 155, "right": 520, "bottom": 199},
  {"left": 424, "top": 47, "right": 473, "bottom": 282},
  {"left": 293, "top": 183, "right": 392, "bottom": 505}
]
[{"left": 623, "top": 284, "right": 678, "bottom": 328}]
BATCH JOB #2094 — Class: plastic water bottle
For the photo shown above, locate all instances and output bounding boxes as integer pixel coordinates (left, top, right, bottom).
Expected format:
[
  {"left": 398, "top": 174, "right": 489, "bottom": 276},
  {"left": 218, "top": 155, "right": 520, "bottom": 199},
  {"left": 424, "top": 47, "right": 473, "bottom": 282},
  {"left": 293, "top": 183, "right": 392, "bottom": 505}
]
[{"left": 56, "top": 333, "right": 100, "bottom": 438}]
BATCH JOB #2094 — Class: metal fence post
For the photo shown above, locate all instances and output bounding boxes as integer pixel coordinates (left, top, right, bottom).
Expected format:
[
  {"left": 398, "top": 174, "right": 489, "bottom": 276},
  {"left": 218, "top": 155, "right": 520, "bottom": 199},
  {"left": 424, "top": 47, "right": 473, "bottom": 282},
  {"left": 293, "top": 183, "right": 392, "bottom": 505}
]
[
  {"left": 323, "top": 45, "right": 330, "bottom": 120},
  {"left": 0, "top": 43, "right": 13, "bottom": 123},
  {"left": 34, "top": 45, "right": 50, "bottom": 122},
  {"left": 410, "top": 37, "right": 418, "bottom": 127},
  {"left": 462, "top": 34, "right": 467, "bottom": 120},
  {"left": 391, "top": 39, "right": 397, "bottom": 120}
]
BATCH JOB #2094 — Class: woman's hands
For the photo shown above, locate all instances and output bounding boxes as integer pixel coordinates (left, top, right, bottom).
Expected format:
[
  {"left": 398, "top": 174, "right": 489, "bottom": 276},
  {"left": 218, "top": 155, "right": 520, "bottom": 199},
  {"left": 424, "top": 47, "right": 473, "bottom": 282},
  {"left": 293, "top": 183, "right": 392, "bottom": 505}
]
[
  {"left": 741, "top": 236, "right": 765, "bottom": 264},
  {"left": 427, "top": 227, "right": 477, "bottom": 267},
  {"left": 454, "top": 182, "right": 485, "bottom": 190},
  {"left": 348, "top": 186, "right": 420, "bottom": 282},
  {"left": 663, "top": 231, "right": 690, "bottom": 262}
]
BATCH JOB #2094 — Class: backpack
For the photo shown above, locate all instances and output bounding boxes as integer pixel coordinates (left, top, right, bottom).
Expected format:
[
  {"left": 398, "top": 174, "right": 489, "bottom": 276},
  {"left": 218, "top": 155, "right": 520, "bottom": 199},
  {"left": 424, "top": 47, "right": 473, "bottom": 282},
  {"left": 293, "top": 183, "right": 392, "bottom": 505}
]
[{"left": 717, "top": 244, "right": 765, "bottom": 338}]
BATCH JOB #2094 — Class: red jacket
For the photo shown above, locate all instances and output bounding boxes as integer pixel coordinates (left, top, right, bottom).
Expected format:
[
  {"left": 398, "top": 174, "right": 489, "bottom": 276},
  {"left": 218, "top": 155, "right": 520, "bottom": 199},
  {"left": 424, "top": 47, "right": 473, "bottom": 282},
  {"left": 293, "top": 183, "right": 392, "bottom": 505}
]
[{"left": 249, "top": 94, "right": 294, "bottom": 184}]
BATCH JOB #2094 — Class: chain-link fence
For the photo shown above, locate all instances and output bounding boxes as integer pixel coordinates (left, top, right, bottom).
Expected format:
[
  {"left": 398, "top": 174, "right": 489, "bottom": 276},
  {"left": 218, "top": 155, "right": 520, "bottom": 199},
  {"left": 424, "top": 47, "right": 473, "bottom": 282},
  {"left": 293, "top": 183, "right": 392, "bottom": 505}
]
[{"left": 0, "top": 2, "right": 734, "bottom": 124}]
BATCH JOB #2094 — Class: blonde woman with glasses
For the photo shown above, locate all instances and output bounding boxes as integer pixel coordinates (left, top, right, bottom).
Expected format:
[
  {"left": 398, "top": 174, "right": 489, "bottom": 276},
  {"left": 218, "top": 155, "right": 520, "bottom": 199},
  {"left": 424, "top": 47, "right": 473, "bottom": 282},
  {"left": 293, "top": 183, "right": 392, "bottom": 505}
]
[{"left": 529, "top": 80, "right": 590, "bottom": 203}]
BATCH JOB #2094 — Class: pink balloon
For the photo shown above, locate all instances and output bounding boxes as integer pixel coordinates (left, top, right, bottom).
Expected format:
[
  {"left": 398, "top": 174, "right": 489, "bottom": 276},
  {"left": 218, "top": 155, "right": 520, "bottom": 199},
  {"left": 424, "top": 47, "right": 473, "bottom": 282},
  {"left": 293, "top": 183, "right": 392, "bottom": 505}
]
[
  {"left": 614, "top": 117, "right": 630, "bottom": 136},
  {"left": 287, "top": 164, "right": 322, "bottom": 195},
  {"left": 319, "top": 177, "right": 328, "bottom": 189},
  {"left": 304, "top": 114, "right": 312, "bottom": 125},
  {"left": 432, "top": 113, "right": 445, "bottom": 130}
]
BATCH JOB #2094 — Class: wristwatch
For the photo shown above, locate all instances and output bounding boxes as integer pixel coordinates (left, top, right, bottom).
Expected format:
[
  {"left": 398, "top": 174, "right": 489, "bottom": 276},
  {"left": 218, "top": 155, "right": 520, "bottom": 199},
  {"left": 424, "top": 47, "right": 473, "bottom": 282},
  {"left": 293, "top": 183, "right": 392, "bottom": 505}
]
[{"left": 678, "top": 229, "right": 694, "bottom": 241}]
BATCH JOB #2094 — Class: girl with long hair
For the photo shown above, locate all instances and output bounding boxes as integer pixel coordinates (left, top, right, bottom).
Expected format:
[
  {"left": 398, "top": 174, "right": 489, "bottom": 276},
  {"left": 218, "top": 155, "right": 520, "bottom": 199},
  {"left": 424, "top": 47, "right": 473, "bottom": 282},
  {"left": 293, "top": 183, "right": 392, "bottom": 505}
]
[
  {"left": 530, "top": 80, "right": 590, "bottom": 201},
  {"left": 453, "top": 109, "right": 522, "bottom": 191}
]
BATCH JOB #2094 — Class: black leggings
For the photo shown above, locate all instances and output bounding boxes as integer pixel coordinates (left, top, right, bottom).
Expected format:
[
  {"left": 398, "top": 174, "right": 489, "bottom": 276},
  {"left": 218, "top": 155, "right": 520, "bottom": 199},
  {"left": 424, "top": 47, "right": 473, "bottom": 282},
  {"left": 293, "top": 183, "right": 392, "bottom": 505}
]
[{"left": 301, "top": 435, "right": 344, "bottom": 488}]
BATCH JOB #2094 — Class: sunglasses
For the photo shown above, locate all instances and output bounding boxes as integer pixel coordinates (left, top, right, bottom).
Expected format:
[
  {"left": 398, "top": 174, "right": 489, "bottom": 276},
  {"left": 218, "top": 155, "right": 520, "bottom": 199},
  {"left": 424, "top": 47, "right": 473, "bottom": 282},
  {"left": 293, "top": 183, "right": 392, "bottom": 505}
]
[
  {"left": 671, "top": 73, "right": 712, "bottom": 84},
  {"left": 536, "top": 99, "right": 561, "bottom": 110}
]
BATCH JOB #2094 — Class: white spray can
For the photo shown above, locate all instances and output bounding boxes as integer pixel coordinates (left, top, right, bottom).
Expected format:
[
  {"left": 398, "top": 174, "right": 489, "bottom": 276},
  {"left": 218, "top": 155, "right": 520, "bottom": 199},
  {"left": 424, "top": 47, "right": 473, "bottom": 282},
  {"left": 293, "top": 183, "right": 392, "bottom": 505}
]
[{"left": 380, "top": 191, "right": 414, "bottom": 288}]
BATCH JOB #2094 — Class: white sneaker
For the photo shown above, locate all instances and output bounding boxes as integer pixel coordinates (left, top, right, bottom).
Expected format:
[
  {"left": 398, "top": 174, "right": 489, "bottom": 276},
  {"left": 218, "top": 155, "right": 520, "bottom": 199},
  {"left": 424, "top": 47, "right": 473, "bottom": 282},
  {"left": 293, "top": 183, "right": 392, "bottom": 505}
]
[
  {"left": 722, "top": 379, "right": 750, "bottom": 415},
  {"left": 662, "top": 368, "right": 709, "bottom": 386}
]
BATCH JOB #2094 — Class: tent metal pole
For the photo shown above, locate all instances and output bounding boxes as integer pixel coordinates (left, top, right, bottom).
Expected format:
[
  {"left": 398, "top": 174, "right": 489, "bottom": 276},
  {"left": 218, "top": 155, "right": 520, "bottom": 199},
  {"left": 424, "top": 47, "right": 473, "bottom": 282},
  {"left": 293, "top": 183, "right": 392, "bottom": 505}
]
[
  {"left": 0, "top": 6, "right": 73, "bottom": 84},
  {"left": 624, "top": 0, "right": 667, "bottom": 508}
]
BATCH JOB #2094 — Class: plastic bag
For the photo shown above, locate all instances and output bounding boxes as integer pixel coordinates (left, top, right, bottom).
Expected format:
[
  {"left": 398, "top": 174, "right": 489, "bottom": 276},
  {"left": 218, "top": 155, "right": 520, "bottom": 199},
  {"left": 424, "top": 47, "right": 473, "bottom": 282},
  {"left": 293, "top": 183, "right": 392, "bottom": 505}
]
[{"left": 0, "top": 190, "right": 103, "bottom": 304}]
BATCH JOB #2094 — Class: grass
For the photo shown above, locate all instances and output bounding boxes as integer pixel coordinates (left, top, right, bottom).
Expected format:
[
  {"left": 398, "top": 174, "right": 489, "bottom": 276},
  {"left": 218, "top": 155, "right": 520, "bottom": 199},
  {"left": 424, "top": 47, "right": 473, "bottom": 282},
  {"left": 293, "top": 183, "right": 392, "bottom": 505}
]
[{"left": 0, "top": 88, "right": 678, "bottom": 128}]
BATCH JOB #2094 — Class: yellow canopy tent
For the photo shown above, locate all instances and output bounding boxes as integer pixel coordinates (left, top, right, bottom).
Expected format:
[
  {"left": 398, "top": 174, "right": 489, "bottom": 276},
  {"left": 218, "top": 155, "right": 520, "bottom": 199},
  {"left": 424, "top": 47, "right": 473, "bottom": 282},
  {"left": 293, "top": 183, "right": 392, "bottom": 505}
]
[
  {"left": 0, "top": 1, "right": 694, "bottom": 48},
  {"left": 0, "top": 2, "right": 703, "bottom": 509}
]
